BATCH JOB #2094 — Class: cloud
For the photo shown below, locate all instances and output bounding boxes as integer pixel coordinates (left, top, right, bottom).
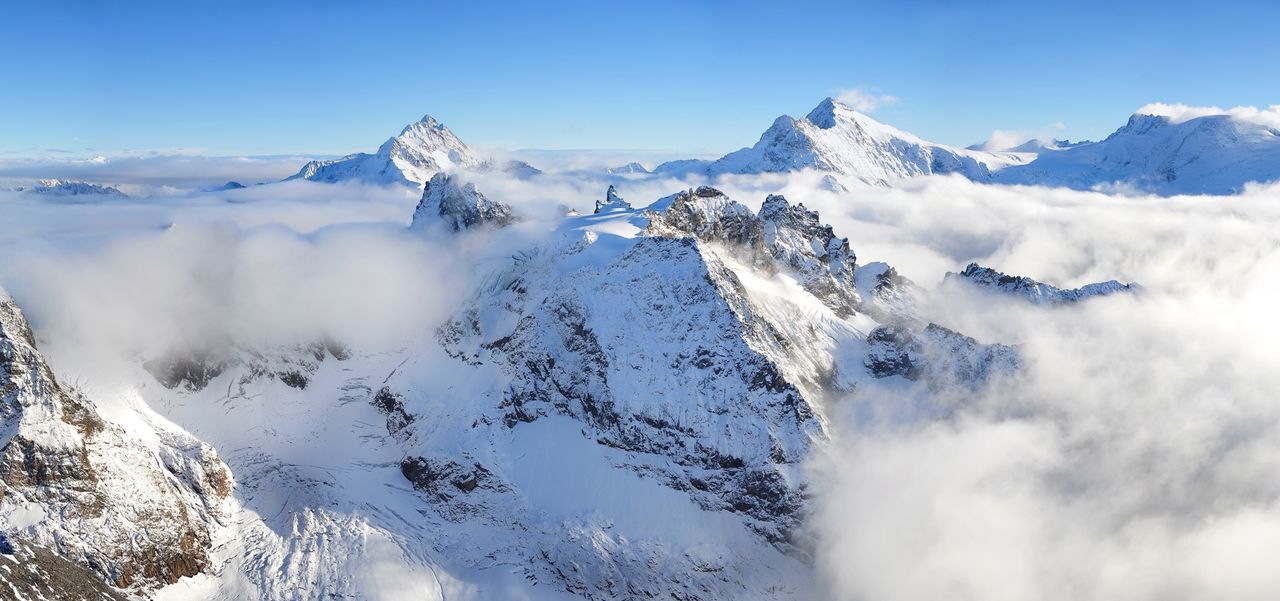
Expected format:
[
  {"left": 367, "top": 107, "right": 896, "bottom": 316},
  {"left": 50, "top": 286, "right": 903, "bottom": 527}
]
[
  {"left": 834, "top": 87, "right": 899, "bottom": 113},
  {"left": 1135, "top": 102, "right": 1280, "bottom": 128},
  {"left": 3, "top": 164, "right": 1280, "bottom": 600},
  {"left": 794, "top": 175, "right": 1280, "bottom": 601},
  {"left": 973, "top": 121, "right": 1071, "bottom": 151},
  {"left": 0, "top": 152, "right": 320, "bottom": 193}
]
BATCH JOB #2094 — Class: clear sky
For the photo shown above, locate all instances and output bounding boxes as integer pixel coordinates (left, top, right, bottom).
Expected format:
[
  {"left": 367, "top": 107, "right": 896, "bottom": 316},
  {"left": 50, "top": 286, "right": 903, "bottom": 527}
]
[{"left": 3, "top": 0, "right": 1278, "bottom": 157}]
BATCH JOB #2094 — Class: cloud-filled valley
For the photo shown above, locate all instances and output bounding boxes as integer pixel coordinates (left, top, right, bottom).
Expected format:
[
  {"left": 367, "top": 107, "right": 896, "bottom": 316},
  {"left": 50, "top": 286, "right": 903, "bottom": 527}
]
[{"left": 3, "top": 165, "right": 1278, "bottom": 599}]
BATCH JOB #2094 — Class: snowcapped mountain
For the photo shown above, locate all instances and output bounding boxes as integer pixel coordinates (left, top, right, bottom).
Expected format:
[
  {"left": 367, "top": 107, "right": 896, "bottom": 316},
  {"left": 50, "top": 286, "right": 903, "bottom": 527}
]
[
  {"left": 0, "top": 291, "right": 232, "bottom": 593},
  {"left": 996, "top": 111, "right": 1280, "bottom": 194},
  {"left": 943, "top": 263, "right": 1138, "bottom": 304},
  {"left": 15, "top": 179, "right": 128, "bottom": 197},
  {"left": 0, "top": 176, "right": 1030, "bottom": 599},
  {"left": 606, "top": 162, "right": 650, "bottom": 175},
  {"left": 653, "top": 98, "right": 1027, "bottom": 185},
  {"left": 287, "top": 115, "right": 483, "bottom": 186},
  {"left": 285, "top": 115, "right": 540, "bottom": 187}
]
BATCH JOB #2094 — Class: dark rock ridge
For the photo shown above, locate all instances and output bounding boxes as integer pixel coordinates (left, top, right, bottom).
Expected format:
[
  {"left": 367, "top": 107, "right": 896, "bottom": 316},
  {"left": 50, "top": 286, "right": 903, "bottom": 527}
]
[
  {"left": 945, "top": 262, "right": 1138, "bottom": 304},
  {"left": 410, "top": 172, "right": 514, "bottom": 232}
]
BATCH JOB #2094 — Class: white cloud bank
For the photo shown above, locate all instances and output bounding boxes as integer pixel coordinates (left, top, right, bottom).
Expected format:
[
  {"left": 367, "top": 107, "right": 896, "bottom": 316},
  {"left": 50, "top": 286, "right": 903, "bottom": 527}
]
[
  {"left": 834, "top": 87, "right": 899, "bottom": 113},
  {"left": 1135, "top": 102, "right": 1280, "bottom": 128},
  {"left": 3, "top": 169, "right": 1280, "bottom": 600}
]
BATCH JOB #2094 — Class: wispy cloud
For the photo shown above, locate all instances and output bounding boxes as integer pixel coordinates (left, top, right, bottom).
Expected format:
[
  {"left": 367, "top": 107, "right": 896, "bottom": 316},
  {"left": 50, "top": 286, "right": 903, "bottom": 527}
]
[
  {"left": 1135, "top": 102, "right": 1280, "bottom": 128},
  {"left": 834, "top": 87, "right": 899, "bottom": 113}
]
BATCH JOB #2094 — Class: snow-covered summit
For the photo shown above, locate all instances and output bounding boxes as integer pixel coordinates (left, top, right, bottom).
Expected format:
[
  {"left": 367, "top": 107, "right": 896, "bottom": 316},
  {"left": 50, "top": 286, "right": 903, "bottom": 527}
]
[
  {"left": 410, "top": 172, "right": 513, "bottom": 232},
  {"left": 285, "top": 114, "right": 487, "bottom": 187},
  {"left": 944, "top": 262, "right": 1138, "bottom": 304},
  {"left": 996, "top": 109, "right": 1280, "bottom": 194},
  {"left": 654, "top": 98, "right": 1025, "bottom": 185}
]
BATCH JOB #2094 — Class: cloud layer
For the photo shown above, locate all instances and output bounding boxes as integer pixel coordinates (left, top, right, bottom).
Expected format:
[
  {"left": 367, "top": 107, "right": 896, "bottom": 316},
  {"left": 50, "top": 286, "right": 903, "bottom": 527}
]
[{"left": 3, "top": 169, "right": 1279, "bottom": 600}]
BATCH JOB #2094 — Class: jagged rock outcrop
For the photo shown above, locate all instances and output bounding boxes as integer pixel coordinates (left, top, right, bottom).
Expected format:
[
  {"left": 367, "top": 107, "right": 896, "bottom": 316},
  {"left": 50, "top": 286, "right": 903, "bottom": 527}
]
[
  {"left": 944, "top": 262, "right": 1138, "bottom": 304},
  {"left": 854, "top": 261, "right": 924, "bottom": 324},
  {"left": 864, "top": 323, "right": 1019, "bottom": 390},
  {"left": 593, "top": 184, "right": 631, "bottom": 213},
  {"left": 410, "top": 172, "right": 514, "bottom": 232},
  {"left": 757, "top": 194, "right": 859, "bottom": 316},
  {"left": 0, "top": 291, "right": 232, "bottom": 592}
]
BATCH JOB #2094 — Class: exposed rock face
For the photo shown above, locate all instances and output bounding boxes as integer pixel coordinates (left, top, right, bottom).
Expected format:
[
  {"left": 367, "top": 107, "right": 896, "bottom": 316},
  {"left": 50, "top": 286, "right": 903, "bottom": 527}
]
[
  {"left": 758, "top": 194, "right": 859, "bottom": 316},
  {"left": 410, "top": 172, "right": 514, "bottom": 232},
  {"left": 0, "top": 536, "right": 129, "bottom": 600},
  {"left": 435, "top": 231, "right": 820, "bottom": 546},
  {"left": 412, "top": 184, "right": 1029, "bottom": 599},
  {"left": 945, "top": 262, "right": 1138, "bottom": 304},
  {"left": 0, "top": 292, "right": 233, "bottom": 592},
  {"left": 864, "top": 323, "right": 1020, "bottom": 390}
]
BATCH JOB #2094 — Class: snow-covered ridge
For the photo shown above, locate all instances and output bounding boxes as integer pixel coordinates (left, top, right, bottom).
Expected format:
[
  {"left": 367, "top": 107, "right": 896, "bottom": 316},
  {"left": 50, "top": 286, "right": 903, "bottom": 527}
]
[
  {"left": 653, "top": 98, "right": 1026, "bottom": 185},
  {"left": 944, "top": 262, "right": 1138, "bottom": 304},
  {"left": 995, "top": 109, "right": 1280, "bottom": 194}
]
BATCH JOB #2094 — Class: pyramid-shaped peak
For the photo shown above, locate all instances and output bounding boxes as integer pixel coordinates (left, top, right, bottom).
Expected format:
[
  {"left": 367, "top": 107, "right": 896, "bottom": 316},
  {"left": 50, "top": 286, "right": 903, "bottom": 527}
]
[{"left": 805, "top": 97, "right": 855, "bottom": 129}]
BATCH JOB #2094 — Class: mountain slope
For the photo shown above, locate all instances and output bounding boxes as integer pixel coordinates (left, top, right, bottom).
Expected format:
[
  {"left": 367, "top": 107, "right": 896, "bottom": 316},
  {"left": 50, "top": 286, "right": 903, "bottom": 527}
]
[
  {"left": 1, "top": 182, "right": 1023, "bottom": 600},
  {"left": 996, "top": 111, "right": 1280, "bottom": 194},
  {"left": 654, "top": 98, "right": 1026, "bottom": 185},
  {"left": 0, "top": 291, "right": 232, "bottom": 594}
]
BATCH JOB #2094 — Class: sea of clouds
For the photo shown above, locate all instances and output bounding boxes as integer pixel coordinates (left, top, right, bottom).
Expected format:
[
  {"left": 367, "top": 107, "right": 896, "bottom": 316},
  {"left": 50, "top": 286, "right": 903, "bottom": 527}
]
[{"left": 2, "top": 167, "right": 1278, "bottom": 600}]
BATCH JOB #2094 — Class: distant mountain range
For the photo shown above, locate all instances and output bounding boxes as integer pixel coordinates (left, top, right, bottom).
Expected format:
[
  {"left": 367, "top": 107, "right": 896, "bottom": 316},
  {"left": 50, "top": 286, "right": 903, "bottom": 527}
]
[
  {"left": 20, "top": 100, "right": 1274, "bottom": 197},
  {"left": 283, "top": 99, "right": 1278, "bottom": 196}
]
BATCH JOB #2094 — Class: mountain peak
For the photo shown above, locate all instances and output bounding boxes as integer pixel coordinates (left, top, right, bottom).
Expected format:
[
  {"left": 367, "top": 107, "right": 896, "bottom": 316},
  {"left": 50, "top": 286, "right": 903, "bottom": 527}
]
[
  {"left": 411, "top": 172, "right": 513, "bottom": 232},
  {"left": 804, "top": 96, "right": 848, "bottom": 129}
]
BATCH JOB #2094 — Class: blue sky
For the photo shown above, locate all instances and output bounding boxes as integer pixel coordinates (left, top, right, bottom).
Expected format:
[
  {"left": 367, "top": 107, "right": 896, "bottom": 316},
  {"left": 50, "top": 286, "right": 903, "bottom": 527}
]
[{"left": 3, "top": 0, "right": 1278, "bottom": 157}]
